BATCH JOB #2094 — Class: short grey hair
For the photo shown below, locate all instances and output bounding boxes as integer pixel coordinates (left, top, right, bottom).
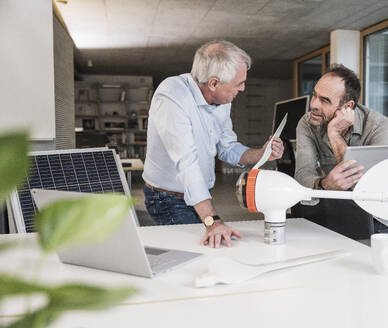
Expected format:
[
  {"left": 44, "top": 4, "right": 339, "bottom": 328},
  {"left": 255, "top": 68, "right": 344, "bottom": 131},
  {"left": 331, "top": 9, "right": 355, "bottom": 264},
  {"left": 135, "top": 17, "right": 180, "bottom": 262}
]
[{"left": 191, "top": 40, "right": 251, "bottom": 85}]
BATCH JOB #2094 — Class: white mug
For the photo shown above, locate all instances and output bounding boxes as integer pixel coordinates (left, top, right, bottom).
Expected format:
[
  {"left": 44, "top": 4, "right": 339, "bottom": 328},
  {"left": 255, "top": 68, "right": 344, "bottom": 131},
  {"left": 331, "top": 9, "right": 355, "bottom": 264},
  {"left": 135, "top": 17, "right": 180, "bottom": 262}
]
[{"left": 371, "top": 233, "right": 388, "bottom": 275}]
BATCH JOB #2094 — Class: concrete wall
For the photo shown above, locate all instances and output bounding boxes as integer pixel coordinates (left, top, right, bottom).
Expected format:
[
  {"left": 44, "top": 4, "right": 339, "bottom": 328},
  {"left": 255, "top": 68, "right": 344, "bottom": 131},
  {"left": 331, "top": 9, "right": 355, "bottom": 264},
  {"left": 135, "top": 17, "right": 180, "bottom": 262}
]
[
  {"left": 232, "top": 78, "right": 293, "bottom": 146},
  {"left": 233, "top": 78, "right": 293, "bottom": 148}
]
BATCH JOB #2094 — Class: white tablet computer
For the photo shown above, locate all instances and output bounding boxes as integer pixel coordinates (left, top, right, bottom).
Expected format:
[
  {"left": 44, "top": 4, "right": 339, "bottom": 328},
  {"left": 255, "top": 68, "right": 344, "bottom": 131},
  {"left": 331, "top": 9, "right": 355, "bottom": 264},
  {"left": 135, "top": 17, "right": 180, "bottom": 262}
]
[{"left": 343, "top": 145, "right": 388, "bottom": 172}]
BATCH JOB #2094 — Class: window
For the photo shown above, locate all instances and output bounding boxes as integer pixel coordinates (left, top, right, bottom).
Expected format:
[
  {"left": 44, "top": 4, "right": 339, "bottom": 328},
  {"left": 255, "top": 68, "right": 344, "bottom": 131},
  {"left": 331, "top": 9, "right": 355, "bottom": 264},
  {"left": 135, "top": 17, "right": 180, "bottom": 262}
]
[
  {"left": 361, "top": 20, "right": 388, "bottom": 116},
  {"left": 293, "top": 46, "right": 330, "bottom": 97},
  {"left": 298, "top": 55, "right": 322, "bottom": 97}
]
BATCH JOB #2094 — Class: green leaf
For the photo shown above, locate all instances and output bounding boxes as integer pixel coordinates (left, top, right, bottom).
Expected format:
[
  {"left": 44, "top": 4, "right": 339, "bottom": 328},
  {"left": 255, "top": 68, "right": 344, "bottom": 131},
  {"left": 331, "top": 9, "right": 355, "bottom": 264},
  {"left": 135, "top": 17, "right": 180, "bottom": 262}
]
[
  {"left": 0, "top": 274, "right": 48, "bottom": 300},
  {"left": 0, "top": 276, "right": 135, "bottom": 328},
  {"left": 35, "top": 194, "right": 135, "bottom": 253},
  {"left": 48, "top": 283, "right": 136, "bottom": 311},
  {"left": 0, "top": 275, "right": 55, "bottom": 328},
  {"left": 0, "top": 131, "right": 29, "bottom": 207},
  {"left": 3, "top": 306, "right": 59, "bottom": 328}
]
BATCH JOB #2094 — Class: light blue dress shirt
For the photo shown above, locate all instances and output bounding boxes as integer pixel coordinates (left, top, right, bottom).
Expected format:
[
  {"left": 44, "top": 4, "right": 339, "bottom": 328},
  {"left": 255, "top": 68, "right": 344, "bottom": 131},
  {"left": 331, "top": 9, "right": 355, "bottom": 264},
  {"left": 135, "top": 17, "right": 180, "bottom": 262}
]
[{"left": 142, "top": 73, "right": 249, "bottom": 206}]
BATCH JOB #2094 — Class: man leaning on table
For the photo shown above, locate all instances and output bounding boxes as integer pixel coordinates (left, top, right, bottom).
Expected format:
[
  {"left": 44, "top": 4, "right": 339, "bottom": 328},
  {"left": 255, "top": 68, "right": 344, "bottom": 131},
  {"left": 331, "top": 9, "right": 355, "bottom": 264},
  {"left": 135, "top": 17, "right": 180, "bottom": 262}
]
[
  {"left": 142, "top": 40, "right": 284, "bottom": 248},
  {"left": 293, "top": 64, "right": 388, "bottom": 239}
]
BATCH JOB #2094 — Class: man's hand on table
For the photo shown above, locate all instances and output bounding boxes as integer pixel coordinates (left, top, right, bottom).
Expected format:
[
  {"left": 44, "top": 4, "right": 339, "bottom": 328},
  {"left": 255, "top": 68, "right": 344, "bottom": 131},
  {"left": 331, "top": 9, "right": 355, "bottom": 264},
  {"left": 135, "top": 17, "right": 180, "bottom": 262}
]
[{"left": 200, "top": 221, "right": 242, "bottom": 248}]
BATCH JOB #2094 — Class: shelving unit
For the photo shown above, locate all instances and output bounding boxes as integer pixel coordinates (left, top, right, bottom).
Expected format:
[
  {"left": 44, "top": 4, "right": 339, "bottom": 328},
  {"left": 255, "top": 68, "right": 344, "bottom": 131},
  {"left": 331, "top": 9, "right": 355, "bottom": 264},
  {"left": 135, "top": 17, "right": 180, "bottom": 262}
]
[{"left": 75, "top": 79, "right": 153, "bottom": 159}]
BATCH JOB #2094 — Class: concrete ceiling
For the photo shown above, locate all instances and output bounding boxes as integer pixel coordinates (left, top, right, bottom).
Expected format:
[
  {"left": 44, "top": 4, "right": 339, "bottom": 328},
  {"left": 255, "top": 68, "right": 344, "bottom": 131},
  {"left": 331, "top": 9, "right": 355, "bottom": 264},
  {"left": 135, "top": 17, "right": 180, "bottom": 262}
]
[{"left": 56, "top": 0, "right": 388, "bottom": 82}]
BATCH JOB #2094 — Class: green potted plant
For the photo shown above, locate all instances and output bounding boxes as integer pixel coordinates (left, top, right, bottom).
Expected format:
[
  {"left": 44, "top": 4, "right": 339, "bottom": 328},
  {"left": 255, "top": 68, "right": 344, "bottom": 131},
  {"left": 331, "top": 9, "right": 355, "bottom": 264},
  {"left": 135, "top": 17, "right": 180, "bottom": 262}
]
[{"left": 0, "top": 131, "right": 136, "bottom": 328}]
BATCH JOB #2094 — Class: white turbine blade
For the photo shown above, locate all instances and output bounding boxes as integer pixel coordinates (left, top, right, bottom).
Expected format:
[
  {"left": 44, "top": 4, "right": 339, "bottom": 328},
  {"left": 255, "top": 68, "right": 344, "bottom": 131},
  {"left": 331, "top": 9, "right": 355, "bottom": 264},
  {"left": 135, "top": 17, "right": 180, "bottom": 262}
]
[
  {"left": 195, "top": 249, "right": 349, "bottom": 287},
  {"left": 354, "top": 159, "right": 388, "bottom": 221}
]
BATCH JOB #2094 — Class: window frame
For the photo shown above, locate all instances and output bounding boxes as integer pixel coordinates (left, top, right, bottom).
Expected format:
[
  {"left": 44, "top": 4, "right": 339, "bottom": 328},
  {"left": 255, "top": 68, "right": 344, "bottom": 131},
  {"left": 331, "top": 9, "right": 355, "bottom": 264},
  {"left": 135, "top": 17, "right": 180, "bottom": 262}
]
[
  {"left": 359, "top": 19, "right": 388, "bottom": 105},
  {"left": 293, "top": 45, "right": 330, "bottom": 98}
]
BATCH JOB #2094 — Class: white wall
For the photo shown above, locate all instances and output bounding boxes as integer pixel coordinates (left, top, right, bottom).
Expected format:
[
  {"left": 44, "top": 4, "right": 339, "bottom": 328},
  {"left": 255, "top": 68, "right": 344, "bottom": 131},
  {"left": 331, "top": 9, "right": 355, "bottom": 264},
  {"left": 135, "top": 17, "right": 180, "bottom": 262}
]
[
  {"left": 330, "top": 30, "right": 361, "bottom": 76},
  {"left": 0, "top": 0, "right": 55, "bottom": 140}
]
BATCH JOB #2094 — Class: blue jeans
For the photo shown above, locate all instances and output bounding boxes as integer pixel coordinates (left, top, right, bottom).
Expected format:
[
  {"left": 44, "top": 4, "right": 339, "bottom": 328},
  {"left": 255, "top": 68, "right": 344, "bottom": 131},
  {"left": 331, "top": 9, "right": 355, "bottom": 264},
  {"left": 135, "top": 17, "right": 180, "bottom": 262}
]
[{"left": 143, "top": 185, "right": 201, "bottom": 225}]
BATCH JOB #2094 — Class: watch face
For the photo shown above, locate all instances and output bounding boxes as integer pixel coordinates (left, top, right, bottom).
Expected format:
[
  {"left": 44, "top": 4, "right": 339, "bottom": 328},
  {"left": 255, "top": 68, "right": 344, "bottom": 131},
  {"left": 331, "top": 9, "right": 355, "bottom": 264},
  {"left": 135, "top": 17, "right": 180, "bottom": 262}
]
[{"left": 204, "top": 216, "right": 214, "bottom": 227}]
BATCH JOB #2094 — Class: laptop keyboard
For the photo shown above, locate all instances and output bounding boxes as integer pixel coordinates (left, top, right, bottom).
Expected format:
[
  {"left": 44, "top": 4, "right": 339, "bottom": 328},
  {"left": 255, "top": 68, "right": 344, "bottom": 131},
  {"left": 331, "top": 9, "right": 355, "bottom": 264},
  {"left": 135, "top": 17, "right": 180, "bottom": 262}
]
[
  {"left": 145, "top": 247, "right": 168, "bottom": 256},
  {"left": 146, "top": 252, "right": 179, "bottom": 273},
  {"left": 145, "top": 247, "right": 200, "bottom": 274}
]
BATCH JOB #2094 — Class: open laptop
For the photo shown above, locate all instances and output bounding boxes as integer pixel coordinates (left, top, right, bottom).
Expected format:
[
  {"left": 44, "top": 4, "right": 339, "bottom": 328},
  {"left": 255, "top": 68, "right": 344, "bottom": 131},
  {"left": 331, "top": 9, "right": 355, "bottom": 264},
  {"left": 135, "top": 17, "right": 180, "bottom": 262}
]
[
  {"left": 31, "top": 189, "right": 202, "bottom": 278},
  {"left": 343, "top": 145, "right": 388, "bottom": 172}
]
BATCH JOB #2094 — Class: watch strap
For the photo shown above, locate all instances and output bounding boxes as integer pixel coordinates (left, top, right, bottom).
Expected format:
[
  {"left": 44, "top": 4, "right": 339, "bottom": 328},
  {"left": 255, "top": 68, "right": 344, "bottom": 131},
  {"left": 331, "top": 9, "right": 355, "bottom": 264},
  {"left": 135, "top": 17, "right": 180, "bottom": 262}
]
[
  {"left": 318, "top": 178, "right": 325, "bottom": 190},
  {"left": 203, "top": 215, "right": 222, "bottom": 227}
]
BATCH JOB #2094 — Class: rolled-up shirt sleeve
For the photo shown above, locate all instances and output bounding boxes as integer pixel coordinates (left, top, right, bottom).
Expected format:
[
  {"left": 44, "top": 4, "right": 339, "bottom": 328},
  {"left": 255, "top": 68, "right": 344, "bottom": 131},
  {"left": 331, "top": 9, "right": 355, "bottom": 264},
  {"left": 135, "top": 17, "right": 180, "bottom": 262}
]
[
  {"left": 295, "top": 117, "right": 320, "bottom": 189},
  {"left": 216, "top": 109, "right": 249, "bottom": 167},
  {"left": 151, "top": 95, "right": 211, "bottom": 206}
]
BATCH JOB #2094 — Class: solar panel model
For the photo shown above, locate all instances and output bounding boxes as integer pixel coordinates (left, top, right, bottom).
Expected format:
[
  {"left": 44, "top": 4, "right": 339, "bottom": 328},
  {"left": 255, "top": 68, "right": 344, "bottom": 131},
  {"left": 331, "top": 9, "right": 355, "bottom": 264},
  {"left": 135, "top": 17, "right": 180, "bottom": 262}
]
[{"left": 9, "top": 148, "right": 130, "bottom": 233}]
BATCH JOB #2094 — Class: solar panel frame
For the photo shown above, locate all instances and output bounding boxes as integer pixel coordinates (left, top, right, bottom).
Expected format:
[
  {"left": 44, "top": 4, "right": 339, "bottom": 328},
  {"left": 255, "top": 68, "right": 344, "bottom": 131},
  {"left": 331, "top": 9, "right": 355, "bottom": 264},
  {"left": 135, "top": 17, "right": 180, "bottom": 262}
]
[{"left": 9, "top": 147, "right": 130, "bottom": 233}]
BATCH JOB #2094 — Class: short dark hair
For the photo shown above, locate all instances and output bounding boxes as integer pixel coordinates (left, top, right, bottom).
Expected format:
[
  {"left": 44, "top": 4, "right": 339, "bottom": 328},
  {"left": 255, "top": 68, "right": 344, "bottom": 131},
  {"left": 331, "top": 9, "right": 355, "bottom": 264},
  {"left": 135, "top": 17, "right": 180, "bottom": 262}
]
[{"left": 325, "top": 64, "right": 361, "bottom": 108}]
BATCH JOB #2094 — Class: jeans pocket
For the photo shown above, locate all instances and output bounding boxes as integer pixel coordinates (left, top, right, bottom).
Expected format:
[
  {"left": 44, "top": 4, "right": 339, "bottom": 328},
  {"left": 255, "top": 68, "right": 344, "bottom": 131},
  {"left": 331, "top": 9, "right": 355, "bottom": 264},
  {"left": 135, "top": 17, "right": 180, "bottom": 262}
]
[{"left": 143, "top": 187, "right": 200, "bottom": 225}]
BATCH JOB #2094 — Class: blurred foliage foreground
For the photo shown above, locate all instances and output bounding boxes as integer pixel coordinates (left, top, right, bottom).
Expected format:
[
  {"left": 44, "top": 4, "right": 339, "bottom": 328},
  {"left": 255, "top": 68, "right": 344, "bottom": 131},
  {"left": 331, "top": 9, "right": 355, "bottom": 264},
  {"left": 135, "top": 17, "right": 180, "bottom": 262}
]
[{"left": 0, "top": 132, "right": 136, "bottom": 328}]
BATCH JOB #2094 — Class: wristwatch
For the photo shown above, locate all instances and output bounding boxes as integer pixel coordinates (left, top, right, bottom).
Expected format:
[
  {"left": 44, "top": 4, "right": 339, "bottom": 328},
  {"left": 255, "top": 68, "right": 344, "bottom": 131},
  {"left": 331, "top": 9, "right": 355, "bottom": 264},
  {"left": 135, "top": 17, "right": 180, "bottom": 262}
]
[
  {"left": 203, "top": 215, "right": 221, "bottom": 228},
  {"left": 318, "top": 178, "right": 325, "bottom": 190}
]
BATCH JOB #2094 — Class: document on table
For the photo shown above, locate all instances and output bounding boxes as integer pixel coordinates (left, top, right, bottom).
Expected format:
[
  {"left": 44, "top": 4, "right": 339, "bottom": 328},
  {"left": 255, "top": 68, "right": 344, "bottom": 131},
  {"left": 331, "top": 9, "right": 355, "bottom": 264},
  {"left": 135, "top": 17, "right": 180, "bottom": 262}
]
[{"left": 252, "top": 113, "right": 288, "bottom": 170}]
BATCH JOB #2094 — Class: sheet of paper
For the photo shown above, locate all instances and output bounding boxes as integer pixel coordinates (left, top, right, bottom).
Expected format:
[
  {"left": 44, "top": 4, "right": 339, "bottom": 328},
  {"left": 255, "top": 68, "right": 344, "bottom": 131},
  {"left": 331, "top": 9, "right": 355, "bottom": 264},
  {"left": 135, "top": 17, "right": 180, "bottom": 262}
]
[{"left": 252, "top": 113, "right": 288, "bottom": 170}]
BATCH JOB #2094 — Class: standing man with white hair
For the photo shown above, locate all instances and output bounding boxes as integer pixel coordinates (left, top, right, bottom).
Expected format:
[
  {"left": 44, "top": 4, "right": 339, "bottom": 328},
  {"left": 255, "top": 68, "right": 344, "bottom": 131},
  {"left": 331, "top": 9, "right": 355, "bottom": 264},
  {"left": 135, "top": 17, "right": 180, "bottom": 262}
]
[{"left": 143, "top": 40, "right": 284, "bottom": 248}]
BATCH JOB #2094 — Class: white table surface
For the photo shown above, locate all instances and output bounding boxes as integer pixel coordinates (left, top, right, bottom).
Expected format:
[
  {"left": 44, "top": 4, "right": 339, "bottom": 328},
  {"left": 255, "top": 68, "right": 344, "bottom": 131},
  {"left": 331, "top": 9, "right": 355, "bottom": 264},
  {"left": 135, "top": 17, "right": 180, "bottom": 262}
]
[{"left": 1, "top": 219, "right": 388, "bottom": 328}]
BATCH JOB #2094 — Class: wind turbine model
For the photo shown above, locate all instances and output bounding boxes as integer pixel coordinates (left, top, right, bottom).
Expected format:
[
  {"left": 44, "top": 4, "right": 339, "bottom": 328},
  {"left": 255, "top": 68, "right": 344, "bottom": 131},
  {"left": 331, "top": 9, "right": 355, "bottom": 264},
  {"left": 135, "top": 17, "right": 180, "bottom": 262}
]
[{"left": 236, "top": 159, "right": 388, "bottom": 245}]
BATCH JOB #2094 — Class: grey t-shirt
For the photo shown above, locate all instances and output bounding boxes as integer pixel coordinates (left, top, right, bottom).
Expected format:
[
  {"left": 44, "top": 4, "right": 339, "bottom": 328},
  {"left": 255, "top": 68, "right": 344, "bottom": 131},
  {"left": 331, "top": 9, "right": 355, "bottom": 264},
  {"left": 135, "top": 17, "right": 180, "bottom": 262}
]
[{"left": 295, "top": 104, "right": 388, "bottom": 189}]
